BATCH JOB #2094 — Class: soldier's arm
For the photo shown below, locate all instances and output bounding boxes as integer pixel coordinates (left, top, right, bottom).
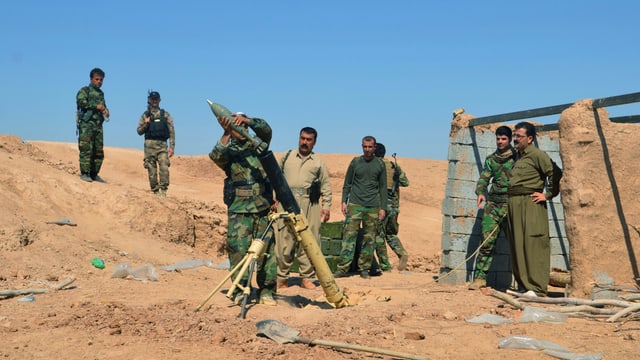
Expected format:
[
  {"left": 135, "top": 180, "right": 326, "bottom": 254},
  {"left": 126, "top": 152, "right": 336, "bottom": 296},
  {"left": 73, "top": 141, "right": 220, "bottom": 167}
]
[
  {"left": 341, "top": 159, "right": 355, "bottom": 204},
  {"left": 475, "top": 158, "right": 493, "bottom": 196},
  {"left": 249, "top": 117, "right": 272, "bottom": 144},
  {"left": 136, "top": 113, "right": 148, "bottom": 135},
  {"left": 76, "top": 87, "right": 91, "bottom": 110},
  {"left": 166, "top": 112, "right": 176, "bottom": 150},
  {"left": 397, "top": 165, "right": 409, "bottom": 187},
  {"left": 319, "top": 160, "right": 332, "bottom": 211},
  {"left": 544, "top": 157, "right": 562, "bottom": 200},
  {"left": 378, "top": 161, "right": 388, "bottom": 210},
  {"left": 209, "top": 141, "right": 230, "bottom": 170}
]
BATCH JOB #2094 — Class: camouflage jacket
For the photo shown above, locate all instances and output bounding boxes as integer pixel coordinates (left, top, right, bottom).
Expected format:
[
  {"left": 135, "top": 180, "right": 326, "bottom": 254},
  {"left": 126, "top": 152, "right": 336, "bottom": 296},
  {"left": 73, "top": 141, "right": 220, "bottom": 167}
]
[
  {"left": 76, "top": 84, "right": 106, "bottom": 123},
  {"left": 209, "top": 118, "right": 274, "bottom": 213},
  {"left": 475, "top": 147, "right": 515, "bottom": 203}
]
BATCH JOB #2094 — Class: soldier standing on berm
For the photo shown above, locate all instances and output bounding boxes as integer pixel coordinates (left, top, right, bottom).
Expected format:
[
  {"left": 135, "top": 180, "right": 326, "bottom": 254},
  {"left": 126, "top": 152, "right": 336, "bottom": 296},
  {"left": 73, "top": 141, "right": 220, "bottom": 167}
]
[
  {"left": 136, "top": 91, "right": 176, "bottom": 198},
  {"left": 76, "top": 67, "right": 109, "bottom": 183}
]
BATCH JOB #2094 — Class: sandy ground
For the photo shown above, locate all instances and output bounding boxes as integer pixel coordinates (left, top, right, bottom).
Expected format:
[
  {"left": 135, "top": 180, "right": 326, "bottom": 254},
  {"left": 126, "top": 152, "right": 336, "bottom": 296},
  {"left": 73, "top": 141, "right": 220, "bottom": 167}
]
[{"left": 0, "top": 135, "right": 638, "bottom": 359}]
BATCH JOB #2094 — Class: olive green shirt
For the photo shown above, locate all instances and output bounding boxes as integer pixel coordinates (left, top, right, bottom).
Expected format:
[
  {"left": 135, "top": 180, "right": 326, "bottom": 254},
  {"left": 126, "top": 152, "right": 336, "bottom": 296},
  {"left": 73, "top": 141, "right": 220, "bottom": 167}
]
[
  {"left": 509, "top": 145, "right": 561, "bottom": 200},
  {"left": 342, "top": 156, "right": 387, "bottom": 209}
]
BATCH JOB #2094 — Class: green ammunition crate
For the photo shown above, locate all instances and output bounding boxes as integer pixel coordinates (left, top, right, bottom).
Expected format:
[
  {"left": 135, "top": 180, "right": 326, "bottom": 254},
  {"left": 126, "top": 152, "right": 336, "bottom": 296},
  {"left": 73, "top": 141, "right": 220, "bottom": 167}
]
[
  {"left": 291, "top": 255, "right": 341, "bottom": 273},
  {"left": 320, "top": 236, "right": 343, "bottom": 256},
  {"left": 320, "top": 221, "right": 343, "bottom": 240}
]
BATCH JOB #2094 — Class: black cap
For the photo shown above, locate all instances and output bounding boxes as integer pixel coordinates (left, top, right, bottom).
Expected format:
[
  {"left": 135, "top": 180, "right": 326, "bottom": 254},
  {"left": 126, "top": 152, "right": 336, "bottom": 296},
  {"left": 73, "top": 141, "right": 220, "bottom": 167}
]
[
  {"left": 375, "top": 142, "right": 386, "bottom": 157},
  {"left": 148, "top": 91, "right": 161, "bottom": 99}
]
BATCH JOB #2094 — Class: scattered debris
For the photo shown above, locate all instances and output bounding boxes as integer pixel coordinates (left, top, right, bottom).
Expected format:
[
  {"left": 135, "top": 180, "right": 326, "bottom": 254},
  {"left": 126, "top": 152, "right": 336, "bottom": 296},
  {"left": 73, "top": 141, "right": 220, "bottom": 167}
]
[
  {"left": 0, "top": 277, "right": 76, "bottom": 299},
  {"left": 45, "top": 218, "right": 77, "bottom": 226}
]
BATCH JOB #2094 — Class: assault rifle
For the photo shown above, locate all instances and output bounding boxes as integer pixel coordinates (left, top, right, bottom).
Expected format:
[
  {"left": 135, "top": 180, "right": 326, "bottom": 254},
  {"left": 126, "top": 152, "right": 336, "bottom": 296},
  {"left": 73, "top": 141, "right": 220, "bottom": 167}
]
[{"left": 390, "top": 152, "right": 401, "bottom": 196}]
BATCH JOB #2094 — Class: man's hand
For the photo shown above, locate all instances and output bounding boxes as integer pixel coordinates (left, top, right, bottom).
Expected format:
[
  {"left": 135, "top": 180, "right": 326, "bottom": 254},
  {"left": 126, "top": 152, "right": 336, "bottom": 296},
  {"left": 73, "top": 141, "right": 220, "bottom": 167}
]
[
  {"left": 232, "top": 113, "right": 250, "bottom": 127},
  {"left": 321, "top": 209, "right": 330, "bottom": 223},
  {"left": 168, "top": 148, "right": 174, "bottom": 158},
  {"left": 477, "top": 194, "right": 486, "bottom": 209},
  {"left": 530, "top": 192, "right": 547, "bottom": 204},
  {"left": 218, "top": 115, "right": 232, "bottom": 132},
  {"left": 341, "top": 202, "right": 347, "bottom": 216},
  {"left": 378, "top": 209, "right": 386, "bottom": 221},
  {"left": 144, "top": 115, "right": 151, "bottom": 124}
]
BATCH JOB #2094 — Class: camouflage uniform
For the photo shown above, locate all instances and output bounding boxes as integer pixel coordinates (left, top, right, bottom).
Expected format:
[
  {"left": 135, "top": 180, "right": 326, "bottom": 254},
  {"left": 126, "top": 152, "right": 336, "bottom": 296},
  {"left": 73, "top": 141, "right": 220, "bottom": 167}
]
[
  {"left": 473, "top": 147, "right": 515, "bottom": 280},
  {"left": 374, "top": 158, "right": 409, "bottom": 270},
  {"left": 209, "top": 117, "right": 277, "bottom": 298},
  {"left": 136, "top": 108, "right": 175, "bottom": 193},
  {"left": 76, "top": 84, "right": 107, "bottom": 178},
  {"left": 338, "top": 156, "right": 387, "bottom": 274}
]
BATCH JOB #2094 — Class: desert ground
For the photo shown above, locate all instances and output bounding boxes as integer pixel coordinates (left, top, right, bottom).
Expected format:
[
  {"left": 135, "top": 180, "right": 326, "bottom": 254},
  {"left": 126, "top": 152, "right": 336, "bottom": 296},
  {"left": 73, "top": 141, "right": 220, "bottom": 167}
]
[{"left": 0, "top": 134, "right": 638, "bottom": 359}]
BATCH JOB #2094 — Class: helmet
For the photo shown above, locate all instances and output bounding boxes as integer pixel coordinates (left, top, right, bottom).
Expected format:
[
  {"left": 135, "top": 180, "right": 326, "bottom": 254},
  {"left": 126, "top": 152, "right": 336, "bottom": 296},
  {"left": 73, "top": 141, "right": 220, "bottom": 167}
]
[{"left": 148, "top": 91, "right": 161, "bottom": 99}]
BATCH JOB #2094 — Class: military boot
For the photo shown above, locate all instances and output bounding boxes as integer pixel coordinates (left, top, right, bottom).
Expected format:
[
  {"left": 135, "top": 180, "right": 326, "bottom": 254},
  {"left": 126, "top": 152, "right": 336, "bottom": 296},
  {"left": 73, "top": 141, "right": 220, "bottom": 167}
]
[
  {"left": 397, "top": 255, "right": 409, "bottom": 271},
  {"left": 258, "top": 289, "right": 277, "bottom": 306}
]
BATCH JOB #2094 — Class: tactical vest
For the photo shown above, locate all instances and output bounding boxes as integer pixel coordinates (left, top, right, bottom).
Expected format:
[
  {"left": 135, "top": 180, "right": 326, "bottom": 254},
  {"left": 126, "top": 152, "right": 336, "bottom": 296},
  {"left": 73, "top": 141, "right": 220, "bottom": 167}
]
[
  {"left": 145, "top": 109, "right": 170, "bottom": 141},
  {"left": 384, "top": 159, "right": 395, "bottom": 191}
]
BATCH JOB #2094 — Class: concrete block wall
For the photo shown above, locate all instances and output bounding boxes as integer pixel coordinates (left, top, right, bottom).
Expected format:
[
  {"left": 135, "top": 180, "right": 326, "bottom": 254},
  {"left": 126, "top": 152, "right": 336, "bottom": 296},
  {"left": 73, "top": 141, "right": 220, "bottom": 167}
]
[{"left": 439, "top": 126, "right": 568, "bottom": 288}]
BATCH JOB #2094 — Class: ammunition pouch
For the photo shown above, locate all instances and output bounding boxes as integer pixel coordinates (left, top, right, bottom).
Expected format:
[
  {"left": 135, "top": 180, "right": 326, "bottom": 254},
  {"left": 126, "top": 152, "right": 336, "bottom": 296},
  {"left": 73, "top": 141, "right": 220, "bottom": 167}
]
[
  {"left": 223, "top": 178, "right": 235, "bottom": 206},
  {"left": 309, "top": 180, "right": 321, "bottom": 205},
  {"left": 78, "top": 109, "right": 94, "bottom": 122}
]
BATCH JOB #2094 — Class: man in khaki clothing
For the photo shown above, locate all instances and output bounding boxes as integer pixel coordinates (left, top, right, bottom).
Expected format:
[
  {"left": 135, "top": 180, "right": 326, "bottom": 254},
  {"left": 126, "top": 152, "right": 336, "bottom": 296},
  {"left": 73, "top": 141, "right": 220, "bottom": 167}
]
[
  {"left": 507, "top": 121, "right": 561, "bottom": 297},
  {"left": 136, "top": 91, "right": 175, "bottom": 198},
  {"left": 274, "top": 127, "right": 332, "bottom": 289}
]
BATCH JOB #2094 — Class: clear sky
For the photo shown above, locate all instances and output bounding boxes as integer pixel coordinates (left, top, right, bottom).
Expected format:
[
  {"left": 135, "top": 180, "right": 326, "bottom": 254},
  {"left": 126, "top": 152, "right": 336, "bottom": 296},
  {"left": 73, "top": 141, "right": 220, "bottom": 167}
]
[{"left": 2, "top": 1, "right": 639, "bottom": 159}]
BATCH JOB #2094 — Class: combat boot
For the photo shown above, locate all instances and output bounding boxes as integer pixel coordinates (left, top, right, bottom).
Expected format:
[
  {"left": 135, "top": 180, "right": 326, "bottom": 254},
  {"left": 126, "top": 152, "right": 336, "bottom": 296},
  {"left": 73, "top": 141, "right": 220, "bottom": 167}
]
[
  {"left": 80, "top": 173, "right": 93, "bottom": 182},
  {"left": 468, "top": 278, "right": 487, "bottom": 290},
  {"left": 397, "top": 255, "right": 408, "bottom": 271},
  {"left": 92, "top": 174, "right": 106, "bottom": 183},
  {"left": 258, "top": 290, "right": 277, "bottom": 306},
  {"left": 333, "top": 269, "right": 347, "bottom": 278}
]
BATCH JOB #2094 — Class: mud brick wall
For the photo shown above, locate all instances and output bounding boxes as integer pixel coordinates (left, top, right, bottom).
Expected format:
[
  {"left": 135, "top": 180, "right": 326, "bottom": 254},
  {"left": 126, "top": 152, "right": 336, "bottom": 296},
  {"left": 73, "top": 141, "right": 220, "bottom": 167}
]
[{"left": 439, "top": 124, "right": 567, "bottom": 287}]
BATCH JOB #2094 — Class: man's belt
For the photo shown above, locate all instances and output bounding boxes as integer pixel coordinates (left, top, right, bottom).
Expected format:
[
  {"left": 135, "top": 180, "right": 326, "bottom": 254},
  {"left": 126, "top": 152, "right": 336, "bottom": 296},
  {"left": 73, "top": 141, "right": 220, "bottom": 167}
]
[
  {"left": 507, "top": 187, "right": 541, "bottom": 196},
  {"left": 235, "top": 184, "right": 265, "bottom": 197},
  {"left": 290, "top": 187, "right": 310, "bottom": 196}
]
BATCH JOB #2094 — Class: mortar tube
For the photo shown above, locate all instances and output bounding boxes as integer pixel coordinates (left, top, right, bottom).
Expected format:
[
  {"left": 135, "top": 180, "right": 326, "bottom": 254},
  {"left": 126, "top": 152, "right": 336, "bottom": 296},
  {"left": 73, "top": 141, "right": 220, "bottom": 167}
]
[
  {"left": 260, "top": 150, "right": 349, "bottom": 308},
  {"left": 206, "top": 99, "right": 349, "bottom": 307}
]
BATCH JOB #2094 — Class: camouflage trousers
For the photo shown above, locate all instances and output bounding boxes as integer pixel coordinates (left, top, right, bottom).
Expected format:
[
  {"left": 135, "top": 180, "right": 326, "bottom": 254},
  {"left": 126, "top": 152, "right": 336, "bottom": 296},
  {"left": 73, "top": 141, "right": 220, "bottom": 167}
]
[
  {"left": 143, "top": 139, "right": 170, "bottom": 192},
  {"left": 374, "top": 206, "right": 407, "bottom": 270},
  {"left": 474, "top": 200, "right": 509, "bottom": 279},
  {"left": 227, "top": 210, "right": 277, "bottom": 294},
  {"left": 78, "top": 121, "right": 104, "bottom": 176},
  {"left": 337, "top": 203, "right": 379, "bottom": 273}
]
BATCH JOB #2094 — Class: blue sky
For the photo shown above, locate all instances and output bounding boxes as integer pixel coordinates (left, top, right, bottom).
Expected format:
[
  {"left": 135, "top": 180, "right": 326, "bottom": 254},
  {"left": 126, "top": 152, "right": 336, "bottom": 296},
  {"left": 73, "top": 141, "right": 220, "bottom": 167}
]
[{"left": 1, "top": 1, "right": 639, "bottom": 159}]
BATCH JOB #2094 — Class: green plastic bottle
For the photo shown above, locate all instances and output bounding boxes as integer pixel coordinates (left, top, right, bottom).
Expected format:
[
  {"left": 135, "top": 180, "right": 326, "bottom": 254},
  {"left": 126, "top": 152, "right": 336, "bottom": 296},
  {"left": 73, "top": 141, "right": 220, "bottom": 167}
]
[{"left": 91, "top": 257, "right": 105, "bottom": 269}]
